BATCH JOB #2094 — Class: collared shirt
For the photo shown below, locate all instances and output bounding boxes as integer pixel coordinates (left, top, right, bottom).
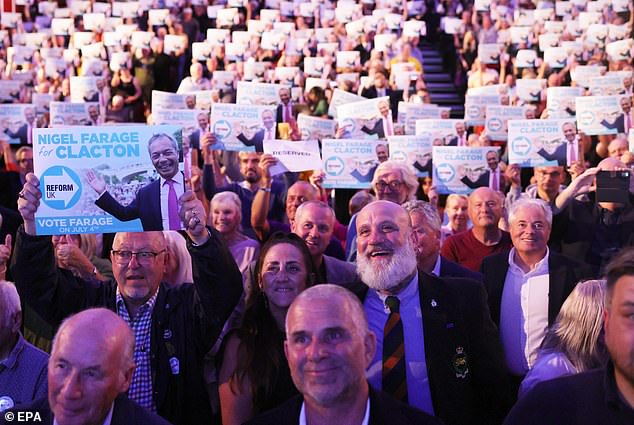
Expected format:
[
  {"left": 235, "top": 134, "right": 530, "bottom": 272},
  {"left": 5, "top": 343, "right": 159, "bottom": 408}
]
[
  {"left": 0, "top": 334, "right": 48, "bottom": 410},
  {"left": 500, "top": 248, "right": 550, "bottom": 376},
  {"left": 299, "top": 398, "right": 370, "bottom": 425},
  {"left": 488, "top": 167, "right": 501, "bottom": 191},
  {"left": 116, "top": 288, "right": 159, "bottom": 412},
  {"left": 54, "top": 404, "right": 114, "bottom": 425},
  {"left": 430, "top": 255, "right": 441, "bottom": 277},
  {"left": 365, "top": 272, "right": 435, "bottom": 415},
  {"left": 160, "top": 172, "right": 185, "bottom": 231}
]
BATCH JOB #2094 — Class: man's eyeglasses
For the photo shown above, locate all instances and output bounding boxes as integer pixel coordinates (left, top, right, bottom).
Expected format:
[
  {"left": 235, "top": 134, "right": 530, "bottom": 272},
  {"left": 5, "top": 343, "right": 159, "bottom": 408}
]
[
  {"left": 111, "top": 250, "right": 165, "bottom": 264},
  {"left": 376, "top": 180, "right": 404, "bottom": 192}
]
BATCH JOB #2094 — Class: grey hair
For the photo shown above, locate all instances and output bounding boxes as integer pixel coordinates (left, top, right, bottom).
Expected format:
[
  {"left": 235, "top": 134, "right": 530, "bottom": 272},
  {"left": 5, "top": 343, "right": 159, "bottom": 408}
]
[
  {"left": 147, "top": 133, "right": 178, "bottom": 154},
  {"left": 211, "top": 191, "right": 243, "bottom": 227},
  {"left": 401, "top": 200, "right": 441, "bottom": 234},
  {"left": 349, "top": 191, "right": 375, "bottom": 216},
  {"left": 294, "top": 200, "right": 335, "bottom": 226},
  {"left": 539, "top": 280, "right": 608, "bottom": 372},
  {"left": 286, "top": 284, "right": 369, "bottom": 338},
  {"left": 508, "top": 198, "right": 552, "bottom": 226},
  {"left": 162, "top": 231, "right": 193, "bottom": 286},
  {"left": 371, "top": 160, "right": 418, "bottom": 202},
  {"left": 446, "top": 193, "right": 469, "bottom": 208},
  {"left": 0, "top": 280, "right": 21, "bottom": 322}
]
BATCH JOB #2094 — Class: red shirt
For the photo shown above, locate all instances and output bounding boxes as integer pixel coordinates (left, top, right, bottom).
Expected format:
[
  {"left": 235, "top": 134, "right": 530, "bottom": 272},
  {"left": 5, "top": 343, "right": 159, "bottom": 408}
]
[{"left": 441, "top": 228, "right": 513, "bottom": 272}]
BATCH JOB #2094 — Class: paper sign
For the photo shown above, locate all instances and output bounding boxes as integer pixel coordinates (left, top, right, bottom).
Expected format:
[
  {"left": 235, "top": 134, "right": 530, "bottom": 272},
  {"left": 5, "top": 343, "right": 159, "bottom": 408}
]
[
  {"left": 432, "top": 146, "right": 501, "bottom": 194},
  {"left": 322, "top": 138, "right": 384, "bottom": 188},
  {"left": 210, "top": 103, "right": 276, "bottom": 151},
  {"left": 263, "top": 139, "right": 322, "bottom": 175},
  {"left": 388, "top": 135, "right": 434, "bottom": 177},
  {"left": 508, "top": 119, "right": 574, "bottom": 166}
]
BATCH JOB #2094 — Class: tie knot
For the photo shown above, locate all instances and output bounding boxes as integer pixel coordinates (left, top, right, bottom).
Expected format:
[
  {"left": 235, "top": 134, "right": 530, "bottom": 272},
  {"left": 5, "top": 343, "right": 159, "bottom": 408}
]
[
  {"left": 385, "top": 296, "right": 400, "bottom": 314},
  {"left": 165, "top": 179, "right": 175, "bottom": 187}
]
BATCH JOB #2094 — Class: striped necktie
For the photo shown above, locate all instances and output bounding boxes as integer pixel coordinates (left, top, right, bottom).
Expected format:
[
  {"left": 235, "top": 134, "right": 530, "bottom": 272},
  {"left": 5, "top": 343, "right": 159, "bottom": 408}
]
[{"left": 383, "top": 295, "right": 408, "bottom": 403}]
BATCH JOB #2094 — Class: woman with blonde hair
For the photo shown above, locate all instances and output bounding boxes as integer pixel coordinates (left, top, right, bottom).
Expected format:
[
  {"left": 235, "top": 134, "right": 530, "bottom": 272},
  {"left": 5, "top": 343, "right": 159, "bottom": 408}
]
[{"left": 519, "top": 279, "right": 608, "bottom": 396}]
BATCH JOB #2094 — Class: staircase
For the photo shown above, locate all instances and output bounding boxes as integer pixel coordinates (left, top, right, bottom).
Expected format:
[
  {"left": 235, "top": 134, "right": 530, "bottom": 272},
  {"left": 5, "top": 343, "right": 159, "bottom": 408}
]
[{"left": 420, "top": 42, "right": 465, "bottom": 119}]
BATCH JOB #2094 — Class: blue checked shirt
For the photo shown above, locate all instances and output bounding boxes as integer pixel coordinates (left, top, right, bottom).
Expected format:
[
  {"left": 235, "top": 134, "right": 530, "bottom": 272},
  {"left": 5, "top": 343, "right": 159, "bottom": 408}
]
[{"left": 116, "top": 287, "right": 159, "bottom": 412}]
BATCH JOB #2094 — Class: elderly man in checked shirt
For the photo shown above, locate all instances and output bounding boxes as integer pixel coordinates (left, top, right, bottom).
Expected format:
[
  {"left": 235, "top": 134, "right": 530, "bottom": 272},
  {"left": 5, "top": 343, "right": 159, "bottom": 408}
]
[{"left": 11, "top": 173, "right": 243, "bottom": 425}]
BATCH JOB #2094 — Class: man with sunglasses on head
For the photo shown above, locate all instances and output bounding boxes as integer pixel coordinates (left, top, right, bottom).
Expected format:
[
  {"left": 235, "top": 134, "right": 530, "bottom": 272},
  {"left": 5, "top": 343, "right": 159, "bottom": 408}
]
[{"left": 11, "top": 171, "right": 243, "bottom": 425}]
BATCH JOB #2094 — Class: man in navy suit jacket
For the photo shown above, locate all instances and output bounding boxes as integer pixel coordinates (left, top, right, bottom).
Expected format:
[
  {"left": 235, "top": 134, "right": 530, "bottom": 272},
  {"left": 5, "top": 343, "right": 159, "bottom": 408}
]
[
  {"left": 87, "top": 133, "right": 183, "bottom": 231},
  {"left": 2, "top": 308, "right": 170, "bottom": 425},
  {"left": 236, "top": 108, "right": 276, "bottom": 152},
  {"left": 247, "top": 284, "right": 442, "bottom": 425}
]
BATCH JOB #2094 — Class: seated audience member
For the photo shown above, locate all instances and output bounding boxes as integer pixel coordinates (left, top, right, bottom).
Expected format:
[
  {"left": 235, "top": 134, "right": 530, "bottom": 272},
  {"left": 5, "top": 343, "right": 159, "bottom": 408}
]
[
  {"left": 210, "top": 191, "right": 260, "bottom": 274},
  {"left": 4, "top": 308, "right": 170, "bottom": 424},
  {"left": 519, "top": 279, "right": 608, "bottom": 397},
  {"left": 440, "top": 194, "right": 470, "bottom": 242},
  {"left": 481, "top": 198, "right": 593, "bottom": 394},
  {"left": 345, "top": 160, "right": 419, "bottom": 261},
  {"left": 52, "top": 234, "right": 113, "bottom": 282},
  {"left": 504, "top": 248, "right": 634, "bottom": 424},
  {"left": 403, "top": 200, "right": 483, "bottom": 281},
  {"left": 219, "top": 233, "right": 316, "bottom": 425},
  {"left": 0, "top": 280, "right": 48, "bottom": 412},
  {"left": 356, "top": 200, "right": 512, "bottom": 425},
  {"left": 162, "top": 231, "right": 193, "bottom": 286},
  {"left": 441, "top": 187, "right": 512, "bottom": 272},
  {"left": 13, "top": 173, "right": 243, "bottom": 425},
  {"left": 246, "top": 284, "right": 442, "bottom": 425},
  {"left": 252, "top": 155, "right": 345, "bottom": 259}
]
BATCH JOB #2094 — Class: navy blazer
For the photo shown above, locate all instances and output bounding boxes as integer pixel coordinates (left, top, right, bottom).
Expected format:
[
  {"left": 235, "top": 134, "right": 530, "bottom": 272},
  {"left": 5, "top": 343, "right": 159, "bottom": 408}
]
[
  {"left": 440, "top": 256, "right": 484, "bottom": 282},
  {"left": 245, "top": 387, "right": 443, "bottom": 425},
  {"left": 361, "top": 119, "right": 386, "bottom": 139},
  {"left": 237, "top": 129, "right": 266, "bottom": 153},
  {"left": 356, "top": 271, "right": 513, "bottom": 425},
  {"left": 460, "top": 171, "right": 489, "bottom": 190},
  {"left": 480, "top": 250, "right": 593, "bottom": 327},
  {"left": 3, "top": 395, "right": 172, "bottom": 425},
  {"left": 536, "top": 142, "right": 567, "bottom": 166},
  {"left": 95, "top": 178, "right": 163, "bottom": 231}
]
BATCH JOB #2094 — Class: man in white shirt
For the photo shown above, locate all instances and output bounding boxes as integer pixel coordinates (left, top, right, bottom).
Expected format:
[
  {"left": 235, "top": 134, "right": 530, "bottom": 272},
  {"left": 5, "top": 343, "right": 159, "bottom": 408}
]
[
  {"left": 480, "top": 198, "right": 592, "bottom": 392},
  {"left": 246, "top": 284, "right": 441, "bottom": 425},
  {"left": 177, "top": 63, "right": 212, "bottom": 93}
]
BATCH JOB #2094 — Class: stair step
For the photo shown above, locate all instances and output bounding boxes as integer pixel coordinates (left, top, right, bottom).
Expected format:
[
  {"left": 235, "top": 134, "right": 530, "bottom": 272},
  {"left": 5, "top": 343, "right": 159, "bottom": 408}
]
[
  {"left": 425, "top": 82, "right": 456, "bottom": 92},
  {"left": 429, "top": 92, "right": 463, "bottom": 103},
  {"left": 422, "top": 56, "right": 443, "bottom": 65},
  {"left": 423, "top": 64, "right": 445, "bottom": 73},
  {"left": 424, "top": 73, "right": 452, "bottom": 83}
]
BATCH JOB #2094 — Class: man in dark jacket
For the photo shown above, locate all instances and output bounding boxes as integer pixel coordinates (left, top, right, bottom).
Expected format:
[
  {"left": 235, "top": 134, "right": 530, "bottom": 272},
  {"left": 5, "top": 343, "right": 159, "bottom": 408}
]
[{"left": 12, "top": 173, "right": 243, "bottom": 425}]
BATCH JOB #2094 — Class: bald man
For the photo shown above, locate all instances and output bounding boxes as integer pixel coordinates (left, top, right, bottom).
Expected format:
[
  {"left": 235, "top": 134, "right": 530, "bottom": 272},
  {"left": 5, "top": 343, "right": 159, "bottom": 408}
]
[
  {"left": 3, "top": 308, "right": 169, "bottom": 424},
  {"left": 13, "top": 173, "right": 242, "bottom": 425},
  {"left": 354, "top": 201, "right": 511, "bottom": 425},
  {"left": 441, "top": 187, "right": 513, "bottom": 272},
  {"left": 247, "top": 284, "right": 441, "bottom": 425}
]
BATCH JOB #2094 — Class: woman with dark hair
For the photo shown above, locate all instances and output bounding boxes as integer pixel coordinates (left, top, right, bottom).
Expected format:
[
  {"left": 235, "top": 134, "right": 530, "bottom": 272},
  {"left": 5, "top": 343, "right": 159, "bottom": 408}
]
[
  {"left": 218, "top": 233, "right": 315, "bottom": 425},
  {"left": 306, "top": 86, "right": 328, "bottom": 117}
]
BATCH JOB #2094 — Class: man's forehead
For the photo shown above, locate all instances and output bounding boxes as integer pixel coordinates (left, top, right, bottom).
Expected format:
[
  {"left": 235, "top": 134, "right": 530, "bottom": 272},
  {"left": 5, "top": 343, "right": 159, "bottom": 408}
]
[
  {"left": 114, "top": 232, "right": 163, "bottom": 248},
  {"left": 357, "top": 203, "right": 409, "bottom": 225},
  {"left": 289, "top": 299, "right": 351, "bottom": 330}
]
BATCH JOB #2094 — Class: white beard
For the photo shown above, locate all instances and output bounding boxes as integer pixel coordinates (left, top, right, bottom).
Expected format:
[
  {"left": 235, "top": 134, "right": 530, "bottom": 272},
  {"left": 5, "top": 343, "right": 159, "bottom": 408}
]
[{"left": 356, "top": 240, "right": 418, "bottom": 291}]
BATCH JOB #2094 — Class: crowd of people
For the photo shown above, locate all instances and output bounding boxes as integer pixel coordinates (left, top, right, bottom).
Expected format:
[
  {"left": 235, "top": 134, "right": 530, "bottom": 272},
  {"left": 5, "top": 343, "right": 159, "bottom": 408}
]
[{"left": 1, "top": 0, "right": 634, "bottom": 424}]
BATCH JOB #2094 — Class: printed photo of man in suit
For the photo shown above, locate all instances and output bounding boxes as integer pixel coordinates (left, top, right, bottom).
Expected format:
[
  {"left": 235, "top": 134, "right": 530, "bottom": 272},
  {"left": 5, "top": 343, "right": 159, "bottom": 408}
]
[
  {"left": 4, "top": 106, "right": 36, "bottom": 145},
  {"left": 86, "top": 133, "right": 184, "bottom": 231},
  {"left": 600, "top": 95, "right": 632, "bottom": 134},
  {"left": 536, "top": 121, "right": 576, "bottom": 166},
  {"left": 236, "top": 108, "right": 276, "bottom": 152}
]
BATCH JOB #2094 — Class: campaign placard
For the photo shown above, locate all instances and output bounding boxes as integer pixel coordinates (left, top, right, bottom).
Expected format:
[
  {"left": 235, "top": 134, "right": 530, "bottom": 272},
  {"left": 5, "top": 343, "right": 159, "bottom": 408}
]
[
  {"left": 388, "top": 135, "right": 434, "bottom": 177},
  {"left": 415, "top": 119, "right": 464, "bottom": 146},
  {"left": 236, "top": 81, "right": 286, "bottom": 105},
  {"left": 588, "top": 75, "right": 626, "bottom": 96},
  {"left": 477, "top": 43, "right": 502, "bottom": 64},
  {"left": 397, "top": 103, "right": 449, "bottom": 135},
  {"left": 210, "top": 103, "right": 276, "bottom": 151},
  {"left": 151, "top": 90, "right": 195, "bottom": 110},
  {"left": 262, "top": 139, "right": 322, "bottom": 175},
  {"left": 484, "top": 105, "right": 528, "bottom": 141},
  {"left": 507, "top": 119, "right": 573, "bottom": 167},
  {"left": 0, "top": 104, "right": 35, "bottom": 144},
  {"left": 328, "top": 89, "right": 365, "bottom": 119},
  {"left": 432, "top": 146, "right": 501, "bottom": 194},
  {"left": 516, "top": 79, "right": 546, "bottom": 103},
  {"left": 337, "top": 97, "right": 392, "bottom": 139},
  {"left": 296, "top": 114, "right": 336, "bottom": 140},
  {"left": 576, "top": 95, "right": 630, "bottom": 135},
  {"left": 464, "top": 95, "right": 502, "bottom": 126},
  {"left": 546, "top": 87, "right": 584, "bottom": 118},
  {"left": 69, "top": 76, "right": 101, "bottom": 103},
  {"left": 0, "top": 81, "right": 23, "bottom": 103},
  {"left": 33, "top": 125, "right": 184, "bottom": 235},
  {"left": 153, "top": 108, "right": 207, "bottom": 143},
  {"left": 50, "top": 102, "right": 100, "bottom": 127},
  {"left": 322, "top": 138, "right": 384, "bottom": 188}
]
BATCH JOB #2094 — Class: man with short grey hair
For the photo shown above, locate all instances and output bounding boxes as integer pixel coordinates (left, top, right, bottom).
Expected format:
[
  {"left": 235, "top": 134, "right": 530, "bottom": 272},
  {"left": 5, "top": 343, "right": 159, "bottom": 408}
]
[
  {"left": 0, "top": 280, "right": 48, "bottom": 412},
  {"left": 247, "top": 284, "right": 442, "bottom": 425},
  {"left": 481, "top": 198, "right": 592, "bottom": 396},
  {"left": 402, "top": 200, "right": 482, "bottom": 281}
]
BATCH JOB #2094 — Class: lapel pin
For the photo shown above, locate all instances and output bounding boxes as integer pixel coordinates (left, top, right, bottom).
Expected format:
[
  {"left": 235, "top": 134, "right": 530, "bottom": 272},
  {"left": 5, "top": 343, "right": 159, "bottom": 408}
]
[{"left": 431, "top": 299, "right": 438, "bottom": 308}]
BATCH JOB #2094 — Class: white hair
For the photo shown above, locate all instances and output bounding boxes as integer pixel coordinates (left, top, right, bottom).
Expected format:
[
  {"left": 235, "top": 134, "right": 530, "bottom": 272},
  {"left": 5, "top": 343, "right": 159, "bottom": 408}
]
[
  {"left": 508, "top": 198, "right": 552, "bottom": 226},
  {"left": 0, "top": 280, "right": 21, "bottom": 322}
]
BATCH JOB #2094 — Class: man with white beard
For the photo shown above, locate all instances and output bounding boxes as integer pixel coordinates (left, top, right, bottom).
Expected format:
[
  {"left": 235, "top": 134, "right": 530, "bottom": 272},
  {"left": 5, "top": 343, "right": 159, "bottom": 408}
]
[{"left": 355, "top": 201, "right": 513, "bottom": 425}]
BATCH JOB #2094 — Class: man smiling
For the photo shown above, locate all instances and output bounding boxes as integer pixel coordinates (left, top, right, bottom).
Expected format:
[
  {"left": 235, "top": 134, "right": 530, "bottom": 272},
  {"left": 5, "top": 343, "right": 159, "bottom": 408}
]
[{"left": 87, "top": 133, "right": 183, "bottom": 231}]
